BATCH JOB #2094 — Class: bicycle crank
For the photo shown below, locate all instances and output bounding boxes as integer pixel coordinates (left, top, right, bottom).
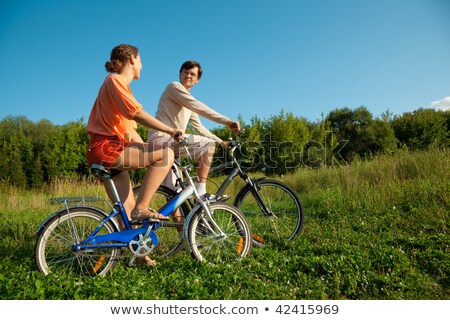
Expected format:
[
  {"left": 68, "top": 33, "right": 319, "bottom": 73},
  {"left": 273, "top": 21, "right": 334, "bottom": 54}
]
[{"left": 128, "top": 233, "right": 156, "bottom": 257}]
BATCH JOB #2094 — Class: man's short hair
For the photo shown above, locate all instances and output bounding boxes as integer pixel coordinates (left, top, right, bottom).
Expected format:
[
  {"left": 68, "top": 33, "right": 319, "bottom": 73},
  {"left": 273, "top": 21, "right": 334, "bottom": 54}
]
[{"left": 179, "top": 60, "right": 203, "bottom": 79}]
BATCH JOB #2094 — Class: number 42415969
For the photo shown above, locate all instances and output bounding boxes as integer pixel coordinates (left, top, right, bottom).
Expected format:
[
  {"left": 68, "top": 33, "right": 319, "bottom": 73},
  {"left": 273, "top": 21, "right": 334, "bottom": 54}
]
[{"left": 275, "top": 304, "right": 339, "bottom": 315}]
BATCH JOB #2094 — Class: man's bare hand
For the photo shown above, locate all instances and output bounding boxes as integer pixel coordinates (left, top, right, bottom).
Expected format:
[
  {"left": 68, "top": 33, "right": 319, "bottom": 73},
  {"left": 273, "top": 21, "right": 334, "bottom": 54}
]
[{"left": 227, "top": 121, "right": 241, "bottom": 134}]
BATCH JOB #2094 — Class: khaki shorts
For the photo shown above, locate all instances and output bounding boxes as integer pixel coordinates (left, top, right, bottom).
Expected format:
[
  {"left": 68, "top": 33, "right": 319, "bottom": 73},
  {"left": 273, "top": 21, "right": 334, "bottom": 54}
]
[{"left": 148, "top": 132, "right": 216, "bottom": 189}]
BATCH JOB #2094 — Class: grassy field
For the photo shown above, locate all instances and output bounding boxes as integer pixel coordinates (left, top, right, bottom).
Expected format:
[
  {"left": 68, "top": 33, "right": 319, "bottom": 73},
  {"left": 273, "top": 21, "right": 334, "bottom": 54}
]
[{"left": 0, "top": 149, "right": 448, "bottom": 299}]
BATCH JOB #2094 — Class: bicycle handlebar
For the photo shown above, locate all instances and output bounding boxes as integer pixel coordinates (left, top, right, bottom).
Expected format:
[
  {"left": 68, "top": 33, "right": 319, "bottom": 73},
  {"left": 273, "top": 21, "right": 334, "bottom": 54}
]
[
  {"left": 227, "top": 139, "right": 239, "bottom": 149},
  {"left": 180, "top": 136, "right": 189, "bottom": 145}
]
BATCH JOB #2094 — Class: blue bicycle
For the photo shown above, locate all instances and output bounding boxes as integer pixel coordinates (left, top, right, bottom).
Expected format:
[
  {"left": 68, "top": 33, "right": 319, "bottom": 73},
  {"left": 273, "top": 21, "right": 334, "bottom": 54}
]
[{"left": 34, "top": 144, "right": 252, "bottom": 277}]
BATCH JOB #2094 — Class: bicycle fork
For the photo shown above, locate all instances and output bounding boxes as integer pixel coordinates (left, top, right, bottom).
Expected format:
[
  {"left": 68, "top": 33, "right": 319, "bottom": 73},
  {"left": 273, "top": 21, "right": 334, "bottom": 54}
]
[
  {"left": 247, "top": 179, "right": 273, "bottom": 216},
  {"left": 183, "top": 189, "right": 227, "bottom": 243}
]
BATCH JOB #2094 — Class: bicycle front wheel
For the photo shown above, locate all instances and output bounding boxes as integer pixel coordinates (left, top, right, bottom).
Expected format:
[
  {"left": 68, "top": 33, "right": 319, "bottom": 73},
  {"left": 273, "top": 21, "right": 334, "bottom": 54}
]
[
  {"left": 234, "top": 178, "right": 304, "bottom": 246},
  {"left": 187, "top": 203, "right": 252, "bottom": 264},
  {"left": 35, "top": 207, "right": 120, "bottom": 277}
]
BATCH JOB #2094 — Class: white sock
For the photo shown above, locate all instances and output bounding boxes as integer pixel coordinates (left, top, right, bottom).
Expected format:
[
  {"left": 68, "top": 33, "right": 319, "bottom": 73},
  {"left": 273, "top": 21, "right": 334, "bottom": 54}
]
[{"left": 196, "top": 182, "right": 207, "bottom": 196}]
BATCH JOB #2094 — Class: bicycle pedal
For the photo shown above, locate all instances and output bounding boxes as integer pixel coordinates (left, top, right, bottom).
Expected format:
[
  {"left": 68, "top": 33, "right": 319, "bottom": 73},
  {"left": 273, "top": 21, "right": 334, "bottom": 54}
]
[{"left": 130, "top": 218, "right": 162, "bottom": 225}]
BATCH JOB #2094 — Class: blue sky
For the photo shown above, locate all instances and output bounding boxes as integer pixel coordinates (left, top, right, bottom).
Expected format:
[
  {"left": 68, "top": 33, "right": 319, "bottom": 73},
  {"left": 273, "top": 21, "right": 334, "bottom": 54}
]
[{"left": 1, "top": 0, "right": 449, "bottom": 129}]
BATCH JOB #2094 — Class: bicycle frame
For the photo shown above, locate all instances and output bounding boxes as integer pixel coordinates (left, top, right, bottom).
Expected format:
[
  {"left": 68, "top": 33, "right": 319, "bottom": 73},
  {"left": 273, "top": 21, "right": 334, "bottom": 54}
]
[
  {"left": 169, "top": 140, "right": 273, "bottom": 216},
  {"left": 64, "top": 159, "right": 224, "bottom": 253}
]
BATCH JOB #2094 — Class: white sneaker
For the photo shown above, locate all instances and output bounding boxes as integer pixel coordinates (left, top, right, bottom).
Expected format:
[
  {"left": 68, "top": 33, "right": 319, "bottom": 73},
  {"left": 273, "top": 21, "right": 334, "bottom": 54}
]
[{"left": 205, "top": 194, "right": 231, "bottom": 202}]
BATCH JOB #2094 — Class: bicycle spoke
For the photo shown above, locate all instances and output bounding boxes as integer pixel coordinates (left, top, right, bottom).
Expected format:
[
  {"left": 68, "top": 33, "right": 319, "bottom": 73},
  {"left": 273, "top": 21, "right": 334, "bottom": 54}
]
[
  {"left": 235, "top": 179, "right": 304, "bottom": 246},
  {"left": 36, "top": 207, "right": 120, "bottom": 277},
  {"left": 188, "top": 203, "right": 252, "bottom": 263}
]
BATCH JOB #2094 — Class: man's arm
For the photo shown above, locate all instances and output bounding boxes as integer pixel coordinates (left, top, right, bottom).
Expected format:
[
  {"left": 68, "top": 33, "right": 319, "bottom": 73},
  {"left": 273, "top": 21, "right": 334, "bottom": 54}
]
[
  {"left": 167, "top": 82, "right": 231, "bottom": 125},
  {"left": 189, "top": 112, "right": 223, "bottom": 143}
]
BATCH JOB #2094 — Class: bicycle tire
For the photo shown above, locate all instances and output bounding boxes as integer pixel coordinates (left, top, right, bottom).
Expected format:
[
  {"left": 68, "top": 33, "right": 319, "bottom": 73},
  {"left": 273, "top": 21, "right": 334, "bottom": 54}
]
[
  {"left": 132, "top": 184, "right": 190, "bottom": 257},
  {"left": 234, "top": 178, "right": 304, "bottom": 246},
  {"left": 35, "top": 206, "right": 120, "bottom": 277},
  {"left": 187, "top": 202, "right": 252, "bottom": 263}
]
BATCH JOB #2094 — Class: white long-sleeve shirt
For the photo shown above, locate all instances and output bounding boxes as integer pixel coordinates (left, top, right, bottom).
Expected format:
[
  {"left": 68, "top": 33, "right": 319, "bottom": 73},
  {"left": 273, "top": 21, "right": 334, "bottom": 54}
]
[{"left": 150, "top": 82, "right": 230, "bottom": 143}]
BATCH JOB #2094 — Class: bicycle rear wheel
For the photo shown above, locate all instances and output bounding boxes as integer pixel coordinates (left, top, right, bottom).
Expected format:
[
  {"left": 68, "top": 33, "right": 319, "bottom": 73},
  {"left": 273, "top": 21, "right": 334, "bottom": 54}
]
[
  {"left": 234, "top": 178, "right": 304, "bottom": 246},
  {"left": 187, "top": 203, "right": 252, "bottom": 264},
  {"left": 35, "top": 207, "right": 120, "bottom": 277},
  {"left": 133, "top": 185, "right": 190, "bottom": 257}
]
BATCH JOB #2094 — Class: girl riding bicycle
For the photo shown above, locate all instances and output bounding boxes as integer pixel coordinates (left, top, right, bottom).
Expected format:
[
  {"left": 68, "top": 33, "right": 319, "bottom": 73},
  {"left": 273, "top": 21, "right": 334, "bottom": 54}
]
[{"left": 86, "top": 44, "right": 184, "bottom": 264}]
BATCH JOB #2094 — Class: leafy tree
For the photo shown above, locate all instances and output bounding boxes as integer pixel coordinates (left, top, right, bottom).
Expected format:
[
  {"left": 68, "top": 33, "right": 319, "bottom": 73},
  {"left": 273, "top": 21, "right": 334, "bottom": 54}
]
[
  {"left": 239, "top": 115, "right": 265, "bottom": 171},
  {"left": 254, "top": 110, "right": 310, "bottom": 174},
  {"left": 59, "top": 120, "right": 89, "bottom": 177},
  {"left": 0, "top": 116, "right": 36, "bottom": 186},
  {"left": 393, "top": 109, "right": 449, "bottom": 150},
  {"left": 6, "top": 134, "right": 28, "bottom": 188},
  {"left": 0, "top": 105, "right": 447, "bottom": 188},
  {"left": 304, "top": 114, "right": 338, "bottom": 168},
  {"left": 326, "top": 106, "right": 397, "bottom": 161},
  {"left": 29, "top": 119, "right": 59, "bottom": 183},
  {"left": 40, "top": 127, "right": 64, "bottom": 182},
  {"left": 30, "top": 153, "right": 45, "bottom": 188},
  {"left": 327, "top": 106, "right": 370, "bottom": 160}
]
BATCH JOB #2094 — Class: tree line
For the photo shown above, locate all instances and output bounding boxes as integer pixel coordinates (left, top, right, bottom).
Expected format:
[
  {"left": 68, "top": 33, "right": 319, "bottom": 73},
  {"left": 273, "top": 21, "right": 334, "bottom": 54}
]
[{"left": 0, "top": 106, "right": 448, "bottom": 188}]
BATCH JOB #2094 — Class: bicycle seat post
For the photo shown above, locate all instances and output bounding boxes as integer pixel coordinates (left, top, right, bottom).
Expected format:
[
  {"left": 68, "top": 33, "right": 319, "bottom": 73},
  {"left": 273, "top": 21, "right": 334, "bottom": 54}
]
[
  {"left": 91, "top": 164, "right": 121, "bottom": 205},
  {"left": 103, "top": 177, "right": 121, "bottom": 205}
]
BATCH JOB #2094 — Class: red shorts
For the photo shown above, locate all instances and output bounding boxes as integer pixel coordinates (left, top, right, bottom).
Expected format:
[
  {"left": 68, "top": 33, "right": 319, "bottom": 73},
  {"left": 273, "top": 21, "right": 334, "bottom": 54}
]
[{"left": 86, "top": 134, "right": 124, "bottom": 168}]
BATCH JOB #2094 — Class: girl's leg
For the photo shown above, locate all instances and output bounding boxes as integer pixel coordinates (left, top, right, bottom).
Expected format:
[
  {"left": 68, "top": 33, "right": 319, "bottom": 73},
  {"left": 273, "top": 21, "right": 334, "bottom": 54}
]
[
  {"left": 109, "top": 171, "right": 135, "bottom": 224},
  {"left": 112, "top": 142, "right": 174, "bottom": 214}
]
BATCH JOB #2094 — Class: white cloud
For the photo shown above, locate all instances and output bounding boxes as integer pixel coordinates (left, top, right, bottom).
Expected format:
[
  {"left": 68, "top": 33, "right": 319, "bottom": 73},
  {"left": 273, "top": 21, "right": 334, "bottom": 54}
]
[{"left": 430, "top": 97, "right": 450, "bottom": 111}]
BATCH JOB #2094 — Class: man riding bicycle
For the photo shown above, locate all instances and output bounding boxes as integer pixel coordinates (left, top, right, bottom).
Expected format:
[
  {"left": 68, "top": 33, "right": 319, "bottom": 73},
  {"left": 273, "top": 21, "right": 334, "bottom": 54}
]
[{"left": 148, "top": 60, "right": 241, "bottom": 200}]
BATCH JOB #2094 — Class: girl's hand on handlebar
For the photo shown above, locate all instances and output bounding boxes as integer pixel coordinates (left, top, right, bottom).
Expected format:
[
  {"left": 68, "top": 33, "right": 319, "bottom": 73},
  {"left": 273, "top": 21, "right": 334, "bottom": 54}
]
[
  {"left": 220, "top": 140, "right": 230, "bottom": 149},
  {"left": 172, "top": 130, "right": 185, "bottom": 142}
]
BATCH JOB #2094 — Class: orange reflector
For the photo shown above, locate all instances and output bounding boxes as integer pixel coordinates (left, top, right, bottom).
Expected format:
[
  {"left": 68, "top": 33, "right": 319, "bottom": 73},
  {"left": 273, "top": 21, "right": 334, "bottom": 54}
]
[
  {"left": 93, "top": 255, "right": 105, "bottom": 273},
  {"left": 253, "top": 234, "right": 265, "bottom": 243},
  {"left": 237, "top": 238, "right": 244, "bottom": 254}
]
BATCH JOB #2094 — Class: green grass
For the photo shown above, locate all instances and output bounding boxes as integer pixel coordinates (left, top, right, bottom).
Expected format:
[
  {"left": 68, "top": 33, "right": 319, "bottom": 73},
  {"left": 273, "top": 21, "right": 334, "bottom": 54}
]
[{"left": 0, "top": 149, "right": 448, "bottom": 299}]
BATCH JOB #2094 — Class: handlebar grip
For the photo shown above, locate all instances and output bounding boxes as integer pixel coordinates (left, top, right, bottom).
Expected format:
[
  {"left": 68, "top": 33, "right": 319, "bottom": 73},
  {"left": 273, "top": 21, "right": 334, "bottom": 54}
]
[{"left": 181, "top": 137, "right": 189, "bottom": 144}]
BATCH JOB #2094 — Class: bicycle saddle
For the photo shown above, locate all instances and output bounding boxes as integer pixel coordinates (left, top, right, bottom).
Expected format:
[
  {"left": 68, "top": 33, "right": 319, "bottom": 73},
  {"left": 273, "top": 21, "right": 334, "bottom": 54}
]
[{"left": 91, "top": 164, "right": 111, "bottom": 180}]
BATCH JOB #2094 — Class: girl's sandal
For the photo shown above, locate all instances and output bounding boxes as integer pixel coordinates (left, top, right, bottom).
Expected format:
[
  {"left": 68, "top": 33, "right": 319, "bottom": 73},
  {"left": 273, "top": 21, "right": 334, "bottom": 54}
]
[{"left": 131, "top": 207, "right": 170, "bottom": 222}]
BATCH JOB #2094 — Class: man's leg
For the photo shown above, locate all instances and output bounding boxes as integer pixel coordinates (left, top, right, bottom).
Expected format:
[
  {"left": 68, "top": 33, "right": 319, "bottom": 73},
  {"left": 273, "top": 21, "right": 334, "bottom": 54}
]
[
  {"left": 195, "top": 144, "right": 216, "bottom": 195},
  {"left": 197, "top": 144, "right": 215, "bottom": 183}
]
